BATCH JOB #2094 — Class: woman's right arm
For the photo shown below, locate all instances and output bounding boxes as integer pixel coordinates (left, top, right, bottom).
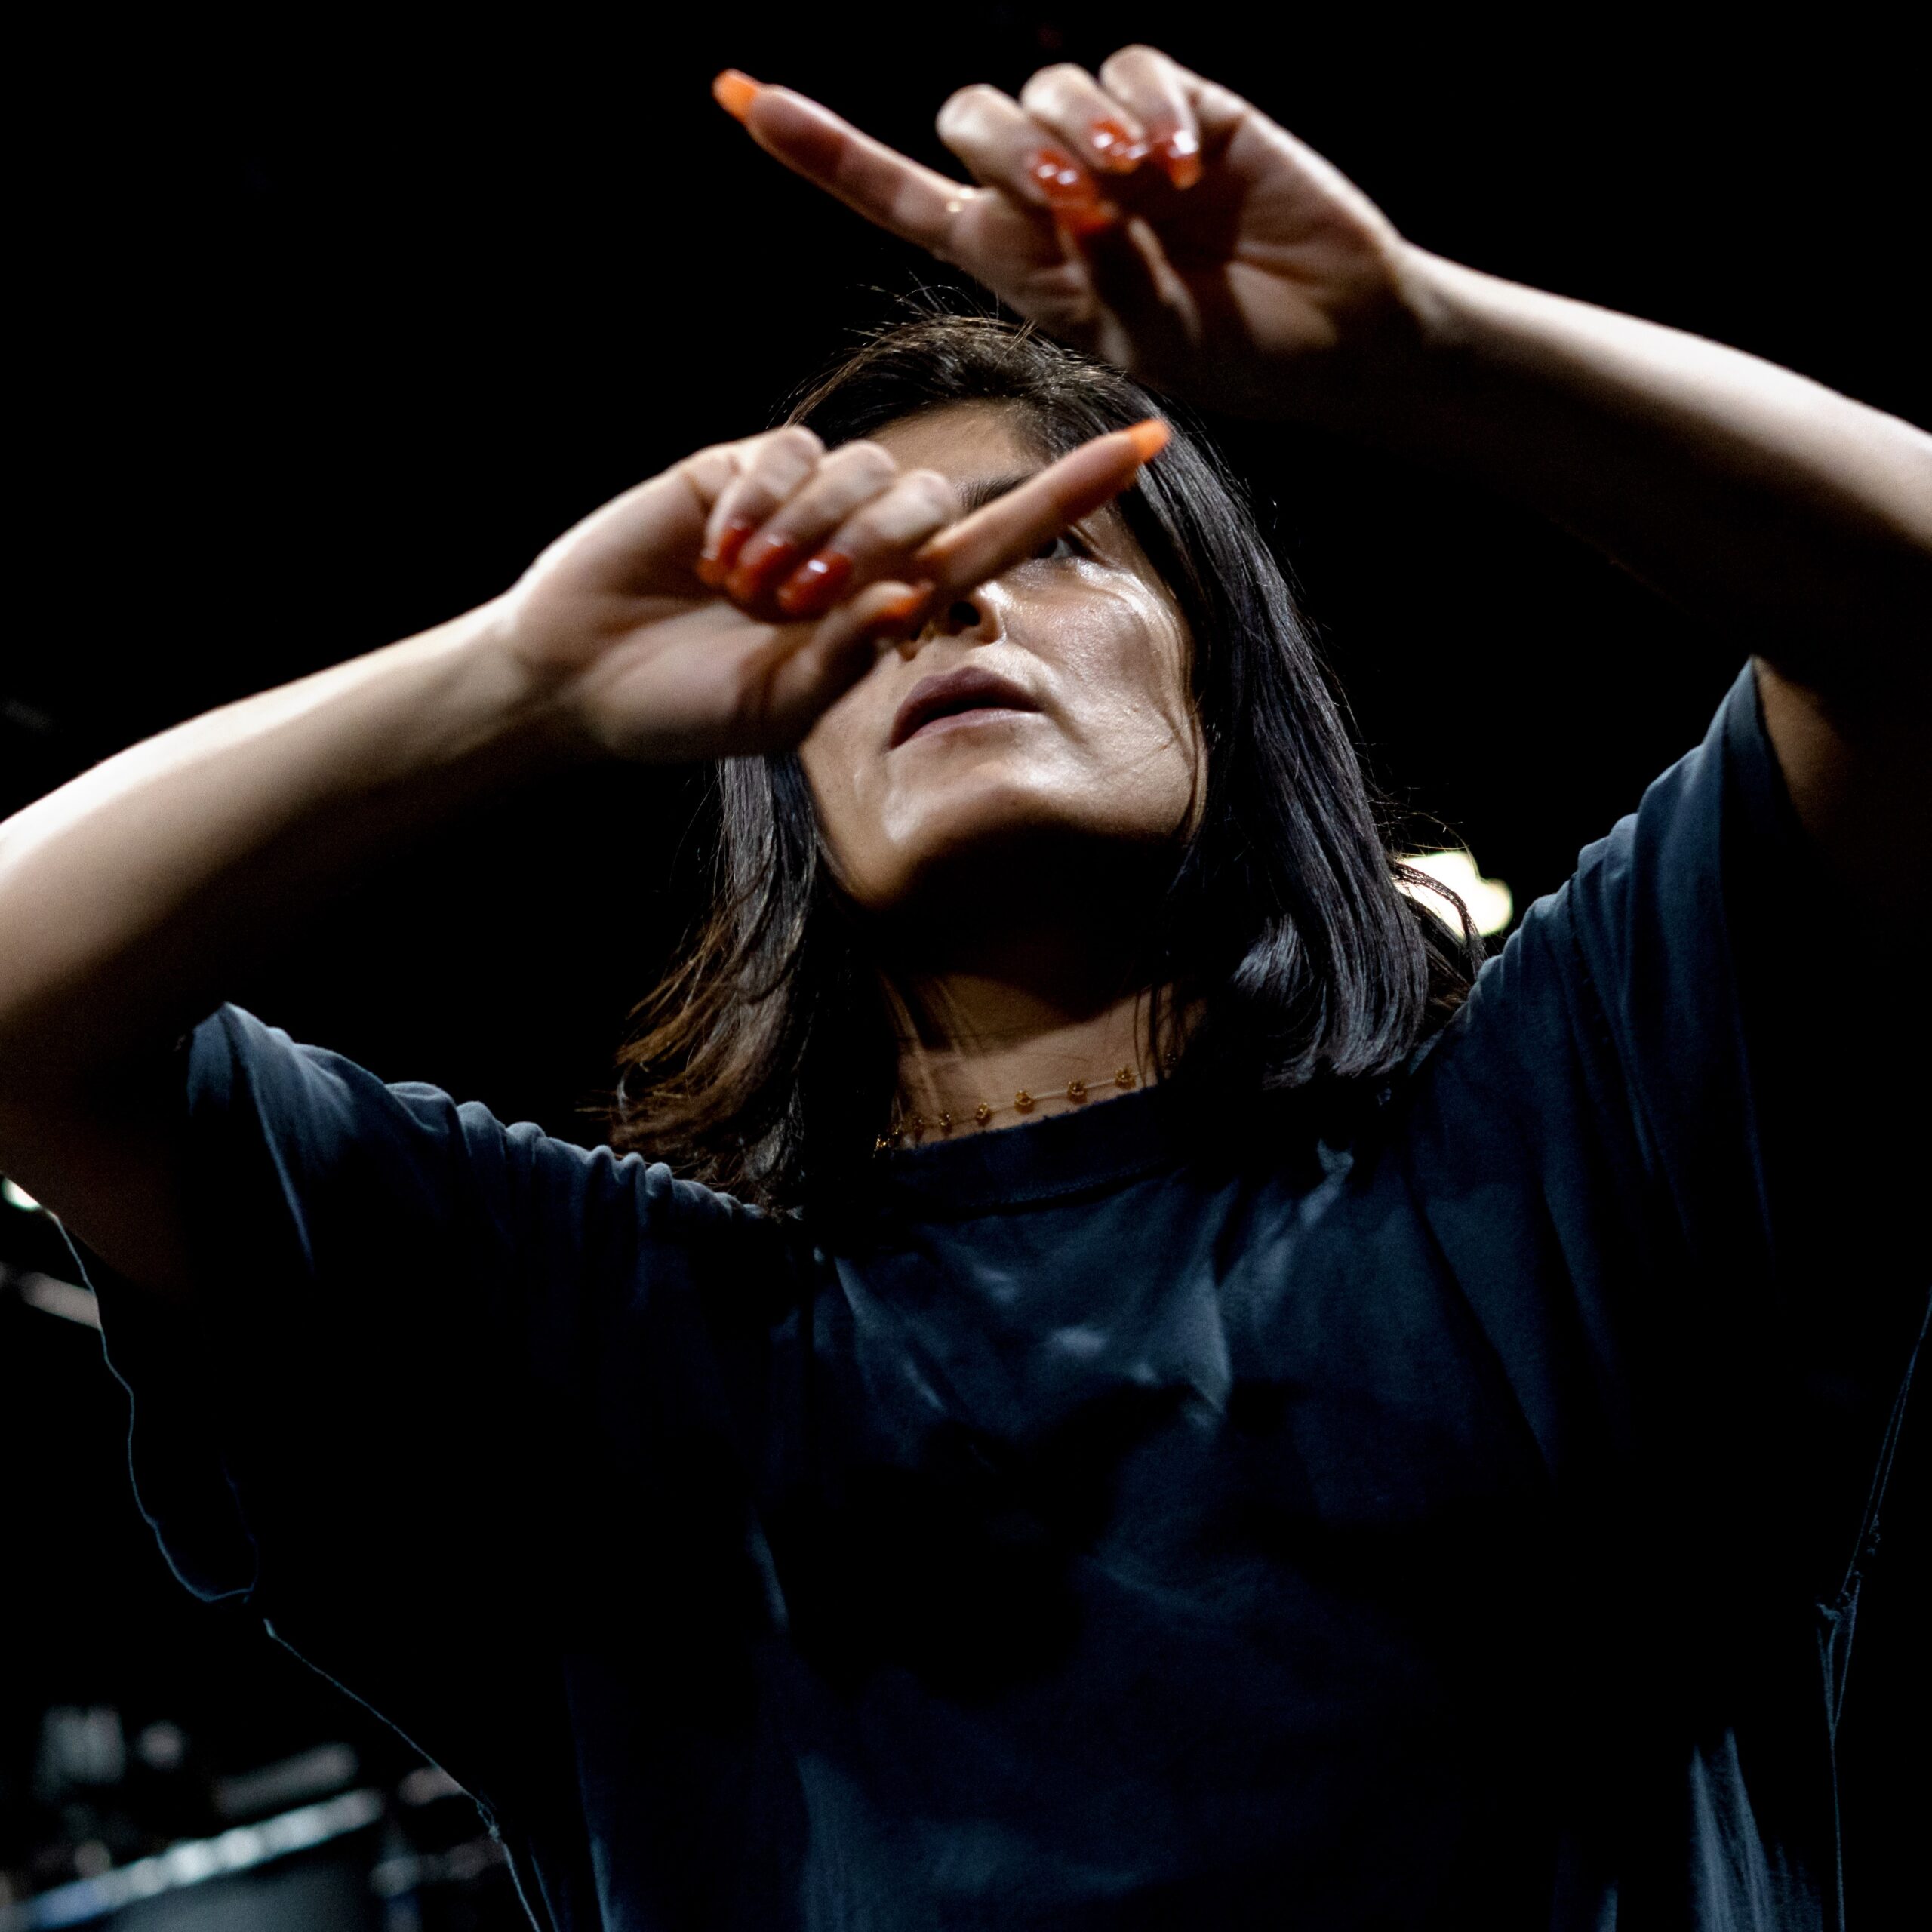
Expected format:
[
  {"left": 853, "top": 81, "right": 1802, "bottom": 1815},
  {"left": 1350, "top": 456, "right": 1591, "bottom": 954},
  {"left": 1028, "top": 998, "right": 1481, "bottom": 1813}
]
[
  {"left": 0, "top": 614, "right": 589, "bottom": 1297},
  {"left": 0, "top": 421, "right": 1162, "bottom": 1297}
]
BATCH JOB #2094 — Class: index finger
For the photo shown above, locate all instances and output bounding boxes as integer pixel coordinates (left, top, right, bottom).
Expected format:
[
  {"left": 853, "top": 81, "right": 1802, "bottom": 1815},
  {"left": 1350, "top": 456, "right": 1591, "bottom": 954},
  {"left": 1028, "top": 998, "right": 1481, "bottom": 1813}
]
[
  {"left": 910, "top": 420, "right": 1171, "bottom": 598},
  {"left": 716, "top": 72, "right": 971, "bottom": 253}
]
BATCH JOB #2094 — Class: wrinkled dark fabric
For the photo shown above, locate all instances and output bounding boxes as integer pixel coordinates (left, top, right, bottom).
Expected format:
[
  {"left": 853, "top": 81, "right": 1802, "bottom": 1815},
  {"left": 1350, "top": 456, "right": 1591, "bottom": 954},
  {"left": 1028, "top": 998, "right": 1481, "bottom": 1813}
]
[{"left": 70, "top": 663, "right": 1927, "bottom": 1930}]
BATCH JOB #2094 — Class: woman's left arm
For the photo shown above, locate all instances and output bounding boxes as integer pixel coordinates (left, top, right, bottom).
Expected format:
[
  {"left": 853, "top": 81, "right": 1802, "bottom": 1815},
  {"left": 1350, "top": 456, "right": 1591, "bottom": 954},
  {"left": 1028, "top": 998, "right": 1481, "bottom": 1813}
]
[
  {"left": 1353, "top": 255, "right": 1931, "bottom": 915},
  {"left": 720, "top": 49, "right": 1932, "bottom": 912}
]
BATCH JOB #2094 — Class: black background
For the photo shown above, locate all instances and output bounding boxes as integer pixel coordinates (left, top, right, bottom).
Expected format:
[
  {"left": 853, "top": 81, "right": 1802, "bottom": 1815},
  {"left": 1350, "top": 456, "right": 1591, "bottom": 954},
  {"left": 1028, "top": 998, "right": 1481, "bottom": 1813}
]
[{"left": 5, "top": 5, "right": 1926, "bottom": 1920}]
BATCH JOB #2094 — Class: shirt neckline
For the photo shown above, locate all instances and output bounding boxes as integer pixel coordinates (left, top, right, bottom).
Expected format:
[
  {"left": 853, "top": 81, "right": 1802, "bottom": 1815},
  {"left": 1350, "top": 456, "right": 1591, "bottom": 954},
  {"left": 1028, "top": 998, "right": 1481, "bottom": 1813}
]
[{"left": 866, "top": 1078, "right": 1198, "bottom": 1216}]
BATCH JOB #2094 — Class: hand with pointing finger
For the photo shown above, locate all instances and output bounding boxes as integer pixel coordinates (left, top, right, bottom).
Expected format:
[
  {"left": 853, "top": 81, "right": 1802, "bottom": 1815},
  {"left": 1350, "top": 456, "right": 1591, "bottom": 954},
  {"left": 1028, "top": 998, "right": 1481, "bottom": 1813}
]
[
  {"left": 714, "top": 49, "right": 1417, "bottom": 420},
  {"left": 491, "top": 418, "right": 1168, "bottom": 765}
]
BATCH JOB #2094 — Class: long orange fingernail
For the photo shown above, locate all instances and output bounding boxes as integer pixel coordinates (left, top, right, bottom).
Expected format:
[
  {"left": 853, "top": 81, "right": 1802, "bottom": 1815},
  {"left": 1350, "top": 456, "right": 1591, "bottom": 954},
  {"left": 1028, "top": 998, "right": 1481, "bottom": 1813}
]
[
  {"left": 1088, "top": 117, "right": 1149, "bottom": 174},
  {"left": 712, "top": 70, "right": 761, "bottom": 122},
  {"left": 1152, "top": 127, "right": 1202, "bottom": 189},
  {"left": 867, "top": 585, "right": 933, "bottom": 636},
  {"left": 726, "top": 530, "right": 807, "bottom": 605},
  {"left": 1124, "top": 418, "right": 1171, "bottom": 463},
  {"left": 774, "top": 549, "right": 854, "bottom": 618},
  {"left": 1030, "top": 146, "right": 1118, "bottom": 235},
  {"left": 697, "top": 515, "right": 758, "bottom": 587}
]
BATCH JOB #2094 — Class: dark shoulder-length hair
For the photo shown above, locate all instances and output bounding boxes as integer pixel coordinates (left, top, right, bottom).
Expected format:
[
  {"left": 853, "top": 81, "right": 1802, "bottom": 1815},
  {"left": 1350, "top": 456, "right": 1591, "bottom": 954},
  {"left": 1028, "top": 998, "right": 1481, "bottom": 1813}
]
[{"left": 601, "top": 309, "right": 1478, "bottom": 1221}]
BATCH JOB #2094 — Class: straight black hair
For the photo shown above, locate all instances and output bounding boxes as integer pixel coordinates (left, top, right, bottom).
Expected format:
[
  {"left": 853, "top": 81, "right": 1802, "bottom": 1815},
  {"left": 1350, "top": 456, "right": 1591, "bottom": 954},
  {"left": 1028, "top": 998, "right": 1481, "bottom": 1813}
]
[{"left": 605, "top": 309, "right": 1478, "bottom": 1223}]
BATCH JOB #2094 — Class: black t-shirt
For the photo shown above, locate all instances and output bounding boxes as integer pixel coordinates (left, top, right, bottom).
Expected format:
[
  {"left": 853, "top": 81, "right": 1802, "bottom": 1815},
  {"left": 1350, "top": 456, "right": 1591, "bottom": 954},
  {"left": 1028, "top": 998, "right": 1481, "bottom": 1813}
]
[{"left": 68, "top": 663, "right": 1929, "bottom": 1930}]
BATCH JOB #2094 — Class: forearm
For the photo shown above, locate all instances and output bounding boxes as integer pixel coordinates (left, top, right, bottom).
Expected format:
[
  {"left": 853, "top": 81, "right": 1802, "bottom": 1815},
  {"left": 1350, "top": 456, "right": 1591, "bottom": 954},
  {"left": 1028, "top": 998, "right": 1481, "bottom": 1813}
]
[
  {"left": 0, "top": 605, "right": 590, "bottom": 1095},
  {"left": 1330, "top": 248, "right": 1932, "bottom": 694}
]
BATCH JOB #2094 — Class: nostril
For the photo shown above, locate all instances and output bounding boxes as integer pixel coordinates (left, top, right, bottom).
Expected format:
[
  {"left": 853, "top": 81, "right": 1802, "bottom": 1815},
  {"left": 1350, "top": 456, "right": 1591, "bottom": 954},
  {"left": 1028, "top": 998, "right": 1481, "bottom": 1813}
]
[{"left": 947, "top": 601, "right": 979, "bottom": 630}]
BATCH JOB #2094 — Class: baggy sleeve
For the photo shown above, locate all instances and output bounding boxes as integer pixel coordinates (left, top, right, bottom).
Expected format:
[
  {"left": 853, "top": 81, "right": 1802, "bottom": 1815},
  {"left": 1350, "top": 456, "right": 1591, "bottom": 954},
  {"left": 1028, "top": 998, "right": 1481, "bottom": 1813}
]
[
  {"left": 1437, "top": 660, "right": 1927, "bottom": 1609},
  {"left": 61, "top": 1003, "right": 788, "bottom": 1801}
]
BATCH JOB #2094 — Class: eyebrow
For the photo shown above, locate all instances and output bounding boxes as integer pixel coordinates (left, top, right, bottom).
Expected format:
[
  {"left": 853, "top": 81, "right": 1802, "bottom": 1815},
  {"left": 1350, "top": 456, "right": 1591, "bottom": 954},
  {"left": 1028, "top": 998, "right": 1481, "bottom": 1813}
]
[{"left": 955, "top": 472, "right": 1042, "bottom": 518}]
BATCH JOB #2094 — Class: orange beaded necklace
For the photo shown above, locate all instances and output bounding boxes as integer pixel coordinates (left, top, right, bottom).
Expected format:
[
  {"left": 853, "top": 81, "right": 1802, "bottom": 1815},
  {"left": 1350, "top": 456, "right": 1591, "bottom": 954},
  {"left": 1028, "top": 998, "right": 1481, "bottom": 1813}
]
[{"left": 875, "top": 1054, "right": 1178, "bottom": 1154}]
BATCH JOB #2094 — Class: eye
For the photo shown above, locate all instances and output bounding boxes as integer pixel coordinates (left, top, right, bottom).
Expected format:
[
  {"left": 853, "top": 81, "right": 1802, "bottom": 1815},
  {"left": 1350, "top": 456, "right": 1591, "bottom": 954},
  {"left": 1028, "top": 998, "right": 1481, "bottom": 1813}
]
[{"left": 1033, "top": 531, "right": 1083, "bottom": 562}]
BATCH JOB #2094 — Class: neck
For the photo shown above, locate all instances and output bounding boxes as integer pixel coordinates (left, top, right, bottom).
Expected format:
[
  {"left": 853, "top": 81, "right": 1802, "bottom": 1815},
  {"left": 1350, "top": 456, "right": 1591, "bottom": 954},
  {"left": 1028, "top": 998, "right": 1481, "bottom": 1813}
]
[{"left": 869, "top": 847, "right": 1192, "bottom": 1138}]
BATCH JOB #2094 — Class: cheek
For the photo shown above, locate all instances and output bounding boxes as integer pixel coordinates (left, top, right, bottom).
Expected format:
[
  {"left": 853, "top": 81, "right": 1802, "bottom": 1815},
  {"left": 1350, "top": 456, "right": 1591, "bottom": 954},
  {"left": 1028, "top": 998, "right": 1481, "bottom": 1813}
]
[
  {"left": 798, "top": 573, "right": 1198, "bottom": 895},
  {"left": 798, "top": 689, "right": 888, "bottom": 869},
  {"left": 1051, "top": 580, "right": 1196, "bottom": 783}
]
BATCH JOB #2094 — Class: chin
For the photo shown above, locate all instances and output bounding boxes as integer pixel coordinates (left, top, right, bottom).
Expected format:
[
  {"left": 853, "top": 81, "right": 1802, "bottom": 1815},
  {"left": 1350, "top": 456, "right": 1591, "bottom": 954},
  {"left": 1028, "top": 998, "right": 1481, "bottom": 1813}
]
[
  {"left": 879, "top": 803, "right": 1176, "bottom": 921},
  {"left": 898, "top": 777, "right": 1085, "bottom": 854}
]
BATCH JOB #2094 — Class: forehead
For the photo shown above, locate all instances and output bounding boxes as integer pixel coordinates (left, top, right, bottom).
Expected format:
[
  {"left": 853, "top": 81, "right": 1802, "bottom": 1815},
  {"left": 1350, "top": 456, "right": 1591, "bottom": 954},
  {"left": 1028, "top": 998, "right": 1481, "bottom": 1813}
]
[{"left": 867, "top": 401, "right": 1040, "bottom": 480}]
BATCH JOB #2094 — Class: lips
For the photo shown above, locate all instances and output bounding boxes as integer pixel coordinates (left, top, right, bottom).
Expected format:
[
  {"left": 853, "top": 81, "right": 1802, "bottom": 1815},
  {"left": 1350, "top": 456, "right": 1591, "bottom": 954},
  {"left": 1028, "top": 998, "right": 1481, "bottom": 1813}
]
[{"left": 889, "top": 666, "right": 1041, "bottom": 749}]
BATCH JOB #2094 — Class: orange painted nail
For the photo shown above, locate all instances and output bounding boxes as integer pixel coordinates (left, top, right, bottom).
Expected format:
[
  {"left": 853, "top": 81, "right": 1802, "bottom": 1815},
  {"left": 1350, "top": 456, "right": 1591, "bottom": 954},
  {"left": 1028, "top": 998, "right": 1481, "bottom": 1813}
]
[
  {"left": 697, "top": 515, "right": 758, "bottom": 587},
  {"left": 1032, "top": 147, "right": 1119, "bottom": 241},
  {"left": 1030, "top": 146, "right": 1113, "bottom": 221},
  {"left": 1088, "top": 117, "right": 1149, "bottom": 174},
  {"left": 1124, "top": 419, "right": 1171, "bottom": 463},
  {"left": 1154, "top": 128, "right": 1203, "bottom": 190},
  {"left": 726, "top": 531, "right": 807, "bottom": 605},
  {"left": 774, "top": 549, "right": 854, "bottom": 618},
  {"left": 868, "top": 586, "right": 932, "bottom": 634},
  {"left": 712, "top": 70, "right": 761, "bottom": 122}
]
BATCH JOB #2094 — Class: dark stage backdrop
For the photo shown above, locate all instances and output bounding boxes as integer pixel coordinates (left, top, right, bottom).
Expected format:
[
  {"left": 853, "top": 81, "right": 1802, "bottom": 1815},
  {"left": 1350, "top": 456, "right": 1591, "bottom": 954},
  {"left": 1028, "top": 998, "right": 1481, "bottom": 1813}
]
[{"left": 5, "top": 7, "right": 1925, "bottom": 1924}]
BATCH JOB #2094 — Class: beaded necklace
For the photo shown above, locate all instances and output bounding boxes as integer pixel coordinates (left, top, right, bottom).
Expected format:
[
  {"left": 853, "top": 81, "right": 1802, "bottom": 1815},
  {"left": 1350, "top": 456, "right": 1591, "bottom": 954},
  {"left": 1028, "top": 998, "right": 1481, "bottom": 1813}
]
[{"left": 875, "top": 1052, "right": 1178, "bottom": 1154}]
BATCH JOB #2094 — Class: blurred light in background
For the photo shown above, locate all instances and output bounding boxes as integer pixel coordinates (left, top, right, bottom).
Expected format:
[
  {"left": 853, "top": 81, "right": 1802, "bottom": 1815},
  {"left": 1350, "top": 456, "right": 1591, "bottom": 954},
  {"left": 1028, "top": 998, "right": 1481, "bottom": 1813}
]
[
  {"left": 133, "top": 1723, "right": 187, "bottom": 1774},
  {"left": 1, "top": 1266, "right": 99, "bottom": 1330},
  {"left": 1398, "top": 848, "right": 1515, "bottom": 937},
  {"left": 2, "top": 1178, "right": 41, "bottom": 1212},
  {"left": 34, "top": 1710, "right": 125, "bottom": 1799},
  {"left": 213, "top": 1743, "right": 359, "bottom": 1823},
  {"left": 0, "top": 1789, "right": 384, "bottom": 1931}
]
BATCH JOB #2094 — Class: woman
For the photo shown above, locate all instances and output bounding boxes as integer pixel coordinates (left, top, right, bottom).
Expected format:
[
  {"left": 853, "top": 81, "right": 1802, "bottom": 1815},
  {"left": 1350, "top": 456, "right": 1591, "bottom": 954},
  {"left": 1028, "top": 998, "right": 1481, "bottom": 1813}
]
[{"left": 1, "top": 42, "right": 1926, "bottom": 1931}]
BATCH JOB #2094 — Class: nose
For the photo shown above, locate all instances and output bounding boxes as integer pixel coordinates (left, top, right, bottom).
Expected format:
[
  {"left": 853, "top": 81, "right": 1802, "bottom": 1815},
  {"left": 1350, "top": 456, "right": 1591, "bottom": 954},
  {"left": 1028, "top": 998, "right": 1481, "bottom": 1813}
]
[{"left": 894, "top": 580, "right": 1006, "bottom": 658}]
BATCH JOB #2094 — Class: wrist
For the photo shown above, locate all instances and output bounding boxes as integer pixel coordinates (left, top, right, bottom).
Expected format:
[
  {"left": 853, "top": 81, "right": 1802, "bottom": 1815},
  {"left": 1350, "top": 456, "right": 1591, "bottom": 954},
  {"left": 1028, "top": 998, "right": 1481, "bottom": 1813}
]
[
  {"left": 435, "top": 598, "right": 608, "bottom": 777},
  {"left": 1277, "top": 245, "right": 1563, "bottom": 469},
  {"left": 1275, "top": 243, "right": 1472, "bottom": 435}
]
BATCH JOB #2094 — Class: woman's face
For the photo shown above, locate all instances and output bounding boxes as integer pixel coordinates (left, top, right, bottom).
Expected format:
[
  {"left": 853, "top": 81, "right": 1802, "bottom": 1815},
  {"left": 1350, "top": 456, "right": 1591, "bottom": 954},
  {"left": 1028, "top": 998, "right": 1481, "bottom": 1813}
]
[{"left": 798, "top": 403, "right": 1203, "bottom": 918}]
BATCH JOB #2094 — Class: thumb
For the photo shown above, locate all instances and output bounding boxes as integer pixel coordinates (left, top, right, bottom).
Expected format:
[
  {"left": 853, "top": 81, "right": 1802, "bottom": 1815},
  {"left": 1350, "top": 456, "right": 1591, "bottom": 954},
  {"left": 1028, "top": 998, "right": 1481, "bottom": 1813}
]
[
  {"left": 757, "top": 580, "right": 931, "bottom": 741},
  {"left": 1065, "top": 216, "right": 1199, "bottom": 375}
]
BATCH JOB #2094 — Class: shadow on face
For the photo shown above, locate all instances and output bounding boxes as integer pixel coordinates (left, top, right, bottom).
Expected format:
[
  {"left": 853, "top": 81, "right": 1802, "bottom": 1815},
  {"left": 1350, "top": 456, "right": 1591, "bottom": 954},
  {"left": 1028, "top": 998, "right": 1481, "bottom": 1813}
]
[{"left": 798, "top": 403, "right": 1204, "bottom": 934}]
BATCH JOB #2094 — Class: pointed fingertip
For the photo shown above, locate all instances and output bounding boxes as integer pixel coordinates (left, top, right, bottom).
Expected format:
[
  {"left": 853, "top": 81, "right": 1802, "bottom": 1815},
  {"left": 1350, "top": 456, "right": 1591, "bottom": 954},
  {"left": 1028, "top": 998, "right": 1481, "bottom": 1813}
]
[
  {"left": 876, "top": 586, "right": 931, "bottom": 626},
  {"left": 712, "top": 70, "right": 761, "bottom": 123},
  {"left": 1124, "top": 418, "right": 1171, "bottom": 463},
  {"left": 863, "top": 583, "right": 934, "bottom": 641}
]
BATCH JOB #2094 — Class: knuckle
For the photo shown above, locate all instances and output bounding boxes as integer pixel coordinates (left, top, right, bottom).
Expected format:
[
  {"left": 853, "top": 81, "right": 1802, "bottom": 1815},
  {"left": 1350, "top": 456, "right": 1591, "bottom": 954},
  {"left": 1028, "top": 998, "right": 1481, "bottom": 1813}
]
[
  {"left": 678, "top": 451, "right": 737, "bottom": 510},
  {"left": 764, "top": 425, "right": 823, "bottom": 472},
  {"left": 739, "top": 433, "right": 819, "bottom": 506},
  {"left": 903, "top": 469, "right": 957, "bottom": 518},
  {"left": 834, "top": 512, "right": 888, "bottom": 560},
  {"left": 729, "top": 474, "right": 782, "bottom": 515},
  {"left": 830, "top": 438, "right": 897, "bottom": 482},
  {"left": 854, "top": 472, "right": 947, "bottom": 550},
  {"left": 1098, "top": 45, "right": 1161, "bottom": 88},
  {"left": 1020, "top": 63, "right": 1088, "bottom": 109},
  {"left": 937, "top": 82, "right": 1001, "bottom": 137}
]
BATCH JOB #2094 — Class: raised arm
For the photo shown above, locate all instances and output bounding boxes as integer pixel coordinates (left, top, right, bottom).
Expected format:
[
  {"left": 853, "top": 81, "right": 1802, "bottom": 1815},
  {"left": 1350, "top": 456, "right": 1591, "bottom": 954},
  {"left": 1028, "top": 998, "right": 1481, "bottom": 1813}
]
[
  {"left": 721, "top": 51, "right": 1932, "bottom": 911},
  {"left": 0, "top": 422, "right": 1163, "bottom": 1295}
]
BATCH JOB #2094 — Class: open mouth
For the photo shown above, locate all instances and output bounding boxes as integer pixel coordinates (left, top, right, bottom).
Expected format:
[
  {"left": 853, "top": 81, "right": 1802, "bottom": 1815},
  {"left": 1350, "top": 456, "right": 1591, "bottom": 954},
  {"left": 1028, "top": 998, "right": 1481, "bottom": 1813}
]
[{"left": 888, "top": 668, "right": 1043, "bottom": 749}]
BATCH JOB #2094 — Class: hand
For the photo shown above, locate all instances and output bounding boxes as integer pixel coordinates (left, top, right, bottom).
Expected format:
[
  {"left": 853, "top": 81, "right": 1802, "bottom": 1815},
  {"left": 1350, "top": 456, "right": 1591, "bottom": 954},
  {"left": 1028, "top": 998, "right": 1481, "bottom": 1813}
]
[
  {"left": 715, "top": 48, "right": 1419, "bottom": 419},
  {"left": 492, "top": 419, "right": 1168, "bottom": 763}
]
